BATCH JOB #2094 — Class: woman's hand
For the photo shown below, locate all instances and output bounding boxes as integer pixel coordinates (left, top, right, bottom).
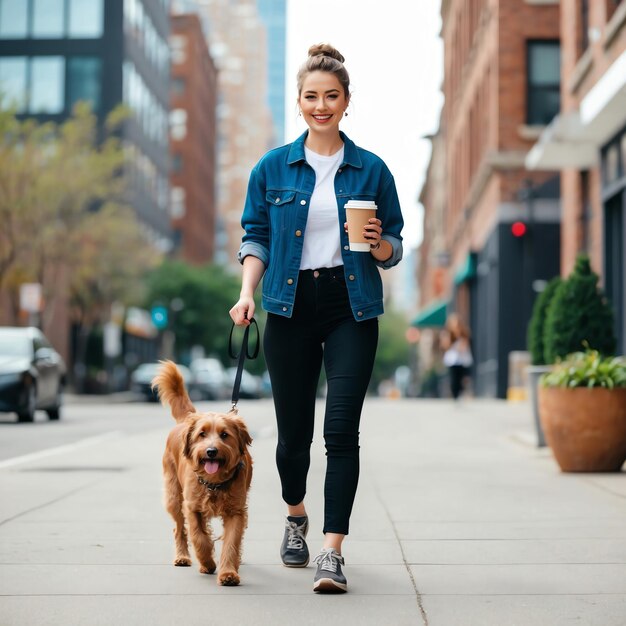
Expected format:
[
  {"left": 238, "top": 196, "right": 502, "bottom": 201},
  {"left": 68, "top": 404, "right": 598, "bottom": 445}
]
[
  {"left": 363, "top": 218, "right": 383, "bottom": 247},
  {"left": 343, "top": 218, "right": 383, "bottom": 248},
  {"left": 229, "top": 295, "right": 255, "bottom": 326}
]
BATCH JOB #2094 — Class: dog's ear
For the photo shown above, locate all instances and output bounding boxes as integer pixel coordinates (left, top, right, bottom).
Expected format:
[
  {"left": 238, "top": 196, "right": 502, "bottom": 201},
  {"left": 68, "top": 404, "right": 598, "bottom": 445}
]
[
  {"left": 182, "top": 419, "right": 197, "bottom": 459},
  {"left": 229, "top": 415, "right": 252, "bottom": 453}
]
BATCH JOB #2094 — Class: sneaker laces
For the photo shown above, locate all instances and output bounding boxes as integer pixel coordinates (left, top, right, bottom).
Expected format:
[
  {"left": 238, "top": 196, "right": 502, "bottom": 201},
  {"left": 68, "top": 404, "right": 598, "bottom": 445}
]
[
  {"left": 314, "top": 549, "right": 344, "bottom": 573},
  {"left": 285, "top": 519, "right": 307, "bottom": 550}
]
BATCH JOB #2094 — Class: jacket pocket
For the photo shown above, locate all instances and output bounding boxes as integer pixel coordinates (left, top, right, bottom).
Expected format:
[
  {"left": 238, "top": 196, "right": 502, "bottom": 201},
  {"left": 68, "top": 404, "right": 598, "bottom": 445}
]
[{"left": 266, "top": 190, "right": 295, "bottom": 206}]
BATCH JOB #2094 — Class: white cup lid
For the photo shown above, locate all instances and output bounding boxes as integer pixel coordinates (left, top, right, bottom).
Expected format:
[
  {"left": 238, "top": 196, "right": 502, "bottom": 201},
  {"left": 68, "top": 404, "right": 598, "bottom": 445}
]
[{"left": 344, "top": 200, "right": 377, "bottom": 209}]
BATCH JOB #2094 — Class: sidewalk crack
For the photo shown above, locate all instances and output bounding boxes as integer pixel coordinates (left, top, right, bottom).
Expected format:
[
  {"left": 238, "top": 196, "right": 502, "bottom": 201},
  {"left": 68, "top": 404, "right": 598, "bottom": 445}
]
[
  {"left": 373, "top": 480, "right": 429, "bottom": 625},
  {"left": 0, "top": 480, "right": 102, "bottom": 527}
]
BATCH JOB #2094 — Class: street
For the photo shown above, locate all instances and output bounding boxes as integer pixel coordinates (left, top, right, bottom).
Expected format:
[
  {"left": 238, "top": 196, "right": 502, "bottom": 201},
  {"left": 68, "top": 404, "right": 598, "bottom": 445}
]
[{"left": 1, "top": 397, "right": 625, "bottom": 625}]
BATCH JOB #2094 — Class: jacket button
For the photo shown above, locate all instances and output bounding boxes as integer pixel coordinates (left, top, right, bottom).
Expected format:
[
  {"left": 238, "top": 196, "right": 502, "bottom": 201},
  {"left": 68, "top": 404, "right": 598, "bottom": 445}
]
[
  {"left": 295, "top": 230, "right": 302, "bottom": 237},
  {"left": 282, "top": 306, "right": 288, "bottom": 312},
  {"left": 338, "top": 168, "right": 342, "bottom": 173},
  {"left": 344, "top": 245, "right": 349, "bottom": 250},
  {"left": 300, "top": 199, "right": 306, "bottom": 205},
  {"left": 349, "top": 275, "right": 355, "bottom": 281},
  {"left": 357, "top": 311, "right": 363, "bottom": 317},
  {"left": 275, "top": 197, "right": 280, "bottom": 203},
  {"left": 287, "top": 278, "right": 294, "bottom": 285}
]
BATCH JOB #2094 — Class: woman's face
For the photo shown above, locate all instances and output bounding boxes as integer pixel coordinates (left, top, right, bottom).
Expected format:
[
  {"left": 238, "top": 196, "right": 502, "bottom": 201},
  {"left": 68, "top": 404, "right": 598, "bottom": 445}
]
[{"left": 298, "top": 71, "right": 349, "bottom": 137}]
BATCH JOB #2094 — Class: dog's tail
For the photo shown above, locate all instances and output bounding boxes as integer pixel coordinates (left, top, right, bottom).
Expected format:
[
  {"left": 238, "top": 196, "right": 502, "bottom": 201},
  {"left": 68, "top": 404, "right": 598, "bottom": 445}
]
[{"left": 152, "top": 360, "right": 196, "bottom": 423}]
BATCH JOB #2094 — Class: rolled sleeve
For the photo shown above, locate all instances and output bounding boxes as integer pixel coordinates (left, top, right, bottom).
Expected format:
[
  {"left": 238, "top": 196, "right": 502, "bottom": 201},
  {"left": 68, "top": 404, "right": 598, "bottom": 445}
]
[
  {"left": 237, "top": 241, "right": 269, "bottom": 266},
  {"left": 374, "top": 233, "right": 403, "bottom": 269}
]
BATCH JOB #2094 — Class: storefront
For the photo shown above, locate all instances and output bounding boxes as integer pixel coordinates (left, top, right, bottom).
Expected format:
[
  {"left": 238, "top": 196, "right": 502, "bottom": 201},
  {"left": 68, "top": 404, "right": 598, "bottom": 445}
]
[{"left": 602, "top": 126, "right": 626, "bottom": 354}]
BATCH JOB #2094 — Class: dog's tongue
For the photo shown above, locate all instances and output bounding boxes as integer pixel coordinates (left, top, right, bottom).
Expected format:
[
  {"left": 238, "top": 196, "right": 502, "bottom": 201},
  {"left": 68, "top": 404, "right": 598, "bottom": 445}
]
[{"left": 204, "top": 461, "right": 220, "bottom": 475}]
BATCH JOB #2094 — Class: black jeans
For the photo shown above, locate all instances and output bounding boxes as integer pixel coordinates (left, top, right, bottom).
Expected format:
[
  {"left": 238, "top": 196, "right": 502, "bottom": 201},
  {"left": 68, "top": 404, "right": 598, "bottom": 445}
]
[
  {"left": 449, "top": 365, "right": 468, "bottom": 400},
  {"left": 264, "top": 266, "right": 378, "bottom": 535}
]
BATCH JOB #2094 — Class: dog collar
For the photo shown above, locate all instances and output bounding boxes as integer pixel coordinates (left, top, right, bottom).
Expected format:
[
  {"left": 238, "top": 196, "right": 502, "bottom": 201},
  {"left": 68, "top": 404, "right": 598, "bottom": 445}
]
[{"left": 197, "top": 461, "right": 245, "bottom": 492}]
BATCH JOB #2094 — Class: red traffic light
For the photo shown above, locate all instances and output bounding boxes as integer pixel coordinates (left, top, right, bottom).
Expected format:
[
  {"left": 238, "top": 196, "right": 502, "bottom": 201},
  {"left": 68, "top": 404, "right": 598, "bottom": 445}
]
[{"left": 511, "top": 221, "right": 527, "bottom": 237}]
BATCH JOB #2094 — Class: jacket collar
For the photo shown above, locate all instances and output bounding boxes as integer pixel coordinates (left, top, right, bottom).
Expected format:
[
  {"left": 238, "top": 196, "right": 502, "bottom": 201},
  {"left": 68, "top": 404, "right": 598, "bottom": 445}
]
[{"left": 287, "top": 131, "right": 363, "bottom": 169}]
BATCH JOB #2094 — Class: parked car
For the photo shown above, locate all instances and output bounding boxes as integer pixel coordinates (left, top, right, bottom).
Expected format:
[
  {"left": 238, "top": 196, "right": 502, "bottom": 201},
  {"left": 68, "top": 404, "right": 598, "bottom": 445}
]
[
  {"left": 189, "top": 358, "right": 228, "bottom": 401},
  {"left": 0, "top": 326, "right": 66, "bottom": 422},
  {"left": 131, "top": 362, "right": 192, "bottom": 402},
  {"left": 225, "top": 367, "right": 262, "bottom": 399}
]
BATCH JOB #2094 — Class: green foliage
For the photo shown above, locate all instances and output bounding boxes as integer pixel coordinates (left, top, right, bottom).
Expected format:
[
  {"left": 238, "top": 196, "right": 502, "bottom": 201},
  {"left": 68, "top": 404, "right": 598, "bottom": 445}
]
[
  {"left": 541, "top": 349, "right": 626, "bottom": 389},
  {"left": 144, "top": 260, "right": 267, "bottom": 373},
  {"left": 370, "top": 308, "right": 412, "bottom": 392},
  {"left": 527, "top": 276, "right": 562, "bottom": 365},
  {"left": 0, "top": 102, "right": 154, "bottom": 327},
  {"left": 543, "top": 255, "right": 616, "bottom": 364}
]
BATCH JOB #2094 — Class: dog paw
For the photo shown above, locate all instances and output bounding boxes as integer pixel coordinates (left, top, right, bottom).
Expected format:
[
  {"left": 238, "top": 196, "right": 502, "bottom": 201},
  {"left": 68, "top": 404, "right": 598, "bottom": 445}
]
[
  {"left": 174, "top": 557, "right": 192, "bottom": 567},
  {"left": 199, "top": 563, "right": 217, "bottom": 575},
  {"left": 218, "top": 571, "right": 240, "bottom": 586}
]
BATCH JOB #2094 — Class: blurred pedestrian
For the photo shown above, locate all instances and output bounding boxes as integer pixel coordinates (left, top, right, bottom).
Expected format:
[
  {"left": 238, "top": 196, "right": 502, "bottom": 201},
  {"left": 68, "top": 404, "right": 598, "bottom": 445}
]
[
  {"left": 441, "top": 313, "right": 473, "bottom": 400},
  {"left": 229, "top": 43, "right": 404, "bottom": 593}
]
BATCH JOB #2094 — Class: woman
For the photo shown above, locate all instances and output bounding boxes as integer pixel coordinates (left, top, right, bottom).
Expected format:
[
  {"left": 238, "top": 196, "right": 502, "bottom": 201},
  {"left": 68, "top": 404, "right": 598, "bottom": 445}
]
[
  {"left": 441, "top": 313, "right": 473, "bottom": 400},
  {"left": 229, "top": 43, "right": 404, "bottom": 593}
]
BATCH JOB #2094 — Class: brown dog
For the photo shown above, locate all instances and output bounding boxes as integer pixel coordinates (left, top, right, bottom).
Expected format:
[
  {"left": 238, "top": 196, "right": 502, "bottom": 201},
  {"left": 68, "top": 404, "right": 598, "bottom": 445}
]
[{"left": 152, "top": 360, "right": 252, "bottom": 586}]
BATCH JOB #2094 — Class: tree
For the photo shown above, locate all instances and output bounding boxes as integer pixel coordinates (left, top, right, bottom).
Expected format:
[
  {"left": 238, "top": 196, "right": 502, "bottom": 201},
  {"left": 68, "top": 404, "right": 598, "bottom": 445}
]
[
  {"left": 144, "top": 261, "right": 267, "bottom": 372},
  {"left": 543, "top": 255, "right": 616, "bottom": 363},
  {"left": 0, "top": 101, "right": 161, "bottom": 389},
  {"left": 370, "top": 308, "right": 412, "bottom": 392},
  {"left": 527, "top": 276, "right": 561, "bottom": 365}
]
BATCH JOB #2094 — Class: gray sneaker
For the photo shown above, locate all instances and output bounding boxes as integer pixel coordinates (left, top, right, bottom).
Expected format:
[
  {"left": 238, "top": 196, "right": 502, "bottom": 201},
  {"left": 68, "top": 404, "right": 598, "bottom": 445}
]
[
  {"left": 280, "top": 515, "right": 309, "bottom": 567},
  {"left": 313, "top": 548, "right": 347, "bottom": 593}
]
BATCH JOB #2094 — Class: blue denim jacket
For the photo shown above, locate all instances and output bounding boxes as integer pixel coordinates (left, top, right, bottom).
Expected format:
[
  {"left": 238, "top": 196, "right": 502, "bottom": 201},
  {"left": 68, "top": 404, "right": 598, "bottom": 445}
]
[{"left": 238, "top": 131, "right": 404, "bottom": 321}]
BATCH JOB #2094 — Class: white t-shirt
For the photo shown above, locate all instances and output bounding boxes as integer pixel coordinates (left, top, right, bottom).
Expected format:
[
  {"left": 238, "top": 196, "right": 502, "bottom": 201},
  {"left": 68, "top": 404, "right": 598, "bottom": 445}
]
[{"left": 300, "top": 145, "right": 344, "bottom": 270}]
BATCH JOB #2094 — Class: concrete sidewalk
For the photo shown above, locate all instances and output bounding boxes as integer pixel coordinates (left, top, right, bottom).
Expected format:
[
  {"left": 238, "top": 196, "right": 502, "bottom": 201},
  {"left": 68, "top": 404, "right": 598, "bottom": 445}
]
[{"left": 1, "top": 398, "right": 625, "bottom": 625}]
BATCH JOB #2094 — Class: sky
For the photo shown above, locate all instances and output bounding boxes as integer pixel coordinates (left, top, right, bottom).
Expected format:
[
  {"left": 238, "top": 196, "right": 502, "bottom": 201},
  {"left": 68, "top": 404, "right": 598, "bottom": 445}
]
[{"left": 285, "top": 0, "right": 444, "bottom": 250}]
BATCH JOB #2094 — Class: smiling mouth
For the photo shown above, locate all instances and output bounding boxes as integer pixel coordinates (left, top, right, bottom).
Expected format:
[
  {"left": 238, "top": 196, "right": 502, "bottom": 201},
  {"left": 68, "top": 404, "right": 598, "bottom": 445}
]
[
  {"left": 312, "top": 114, "right": 332, "bottom": 122},
  {"left": 200, "top": 458, "right": 224, "bottom": 475}
]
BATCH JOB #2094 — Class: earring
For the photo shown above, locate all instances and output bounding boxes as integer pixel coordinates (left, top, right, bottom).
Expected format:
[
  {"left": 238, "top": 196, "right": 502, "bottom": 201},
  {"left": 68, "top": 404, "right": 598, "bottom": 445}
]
[
  {"left": 344, "top": 111, "right": 349, "bottom": 117},
  {"left": 298, "top": 110, "right": 302, "bottom": 117}
]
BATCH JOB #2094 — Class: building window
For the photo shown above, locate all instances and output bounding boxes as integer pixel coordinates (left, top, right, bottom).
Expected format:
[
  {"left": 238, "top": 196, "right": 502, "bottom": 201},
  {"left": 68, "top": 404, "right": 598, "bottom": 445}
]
[
  {"left": 527, "top": 41, "right": 561, "bottom": 126},
  {"left": 170, "top": 109, "right": 187, "bottom": 140},
  {"left": 0, "top": 57, "right": 27, "bottom": 111},
  {"left": 172, "top": 153, "right": 183, "bottom": 172},
  {"left": 68, "top": 0, "right": 103, "bottom": 38},
  {"left": 172, "top": 77, "right": 186, "bottom": 94},
  {"left": 0, "top": 0, "right": 28, "bottom": 38},
  {"left": 32, "top": 0, "right": 65, "bottom": 38},
  {"left": 170, "top": 187, "right": 186, "bottom": 219},
  {"left": 170, "top": 35, "right": 187, "bottom": 64},
  {"left": 603, "top": 141, "right": 621, "bottom": 186},
  {"left": 29, "top": 56, "right": 65, "bottom": 113},
  {"left": 68, "top": 57, "right": 101, "bottom": 112}
]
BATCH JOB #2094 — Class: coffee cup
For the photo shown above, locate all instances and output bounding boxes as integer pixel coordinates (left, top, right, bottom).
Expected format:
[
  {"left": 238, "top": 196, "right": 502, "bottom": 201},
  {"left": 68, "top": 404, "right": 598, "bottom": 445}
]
[{"left": 345, "top": 200, "right": 377, "bottom": 252}]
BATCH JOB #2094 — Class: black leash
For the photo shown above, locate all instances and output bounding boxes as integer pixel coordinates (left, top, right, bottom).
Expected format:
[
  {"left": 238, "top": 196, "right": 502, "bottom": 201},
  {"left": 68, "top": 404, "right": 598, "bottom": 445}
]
[{"left": 228, "top": 317, "right": 259, "bottom": 413}]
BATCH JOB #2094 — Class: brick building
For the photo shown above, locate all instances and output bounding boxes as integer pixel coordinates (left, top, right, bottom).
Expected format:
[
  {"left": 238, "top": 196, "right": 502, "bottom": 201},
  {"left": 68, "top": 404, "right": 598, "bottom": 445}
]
[
  {"left": 416, "top": 0, "right": 563, "bottom": 397},
  {"left": 527, "top": 0, "right": 626, "bottom": 354},
  {"left": 170, "top": 13, "right": 218, "bottom": 264}
]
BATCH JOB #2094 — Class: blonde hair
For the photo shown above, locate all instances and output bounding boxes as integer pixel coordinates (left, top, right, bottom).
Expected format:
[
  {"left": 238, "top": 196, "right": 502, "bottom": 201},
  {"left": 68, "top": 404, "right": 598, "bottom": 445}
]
[{"left": 296, "top": 43, "right": 350, "bottom": 98}]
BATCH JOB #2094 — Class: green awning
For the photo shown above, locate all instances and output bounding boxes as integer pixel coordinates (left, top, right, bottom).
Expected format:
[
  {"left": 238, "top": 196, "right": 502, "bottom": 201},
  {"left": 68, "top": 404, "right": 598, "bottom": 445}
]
[
  {"left": 454, "top": 252, "right": 477, "bottom": 285},
  {"left": 411, "top": 300, "right": 447, "bottom": 328}
]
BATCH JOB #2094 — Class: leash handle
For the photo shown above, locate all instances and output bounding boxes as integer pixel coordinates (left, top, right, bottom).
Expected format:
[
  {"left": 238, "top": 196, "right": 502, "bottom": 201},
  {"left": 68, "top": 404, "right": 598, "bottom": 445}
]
[{"left": 228, "top": 318, "right": 259, "bottom": 411}]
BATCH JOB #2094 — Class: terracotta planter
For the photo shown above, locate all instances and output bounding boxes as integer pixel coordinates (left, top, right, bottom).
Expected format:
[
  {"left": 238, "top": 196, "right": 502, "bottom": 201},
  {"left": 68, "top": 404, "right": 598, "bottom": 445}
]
[{"left": 538, "top": 386, "right": 626, "bottom": 472}]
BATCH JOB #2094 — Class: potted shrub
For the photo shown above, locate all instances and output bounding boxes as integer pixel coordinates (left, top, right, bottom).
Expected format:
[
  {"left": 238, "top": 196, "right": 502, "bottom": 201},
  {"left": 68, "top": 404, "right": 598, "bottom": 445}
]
[
  {"left": 543, "top": 255, "right": 616, "bottom": 363},
  {"left": 526, "top": 276, "right": 561, "bottom": 446},
  {"left": 538, "top": 350, "right": 626, "bottom": 472}
]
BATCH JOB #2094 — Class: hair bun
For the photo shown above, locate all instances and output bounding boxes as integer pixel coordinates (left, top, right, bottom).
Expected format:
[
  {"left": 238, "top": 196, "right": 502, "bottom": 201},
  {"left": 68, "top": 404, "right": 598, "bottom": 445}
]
[{"left": 308, "top": 43, "right": 345, "bottom": 64}]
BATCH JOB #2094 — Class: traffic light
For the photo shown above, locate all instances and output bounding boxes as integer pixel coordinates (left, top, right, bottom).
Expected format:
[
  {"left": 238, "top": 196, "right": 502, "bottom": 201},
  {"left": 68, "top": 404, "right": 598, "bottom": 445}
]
[
  {"left": 151, "top": 305, "right": 168, "bottom": 330},
  {"left": 511, "top": 221, "right": 527, "bottom": 237}
]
